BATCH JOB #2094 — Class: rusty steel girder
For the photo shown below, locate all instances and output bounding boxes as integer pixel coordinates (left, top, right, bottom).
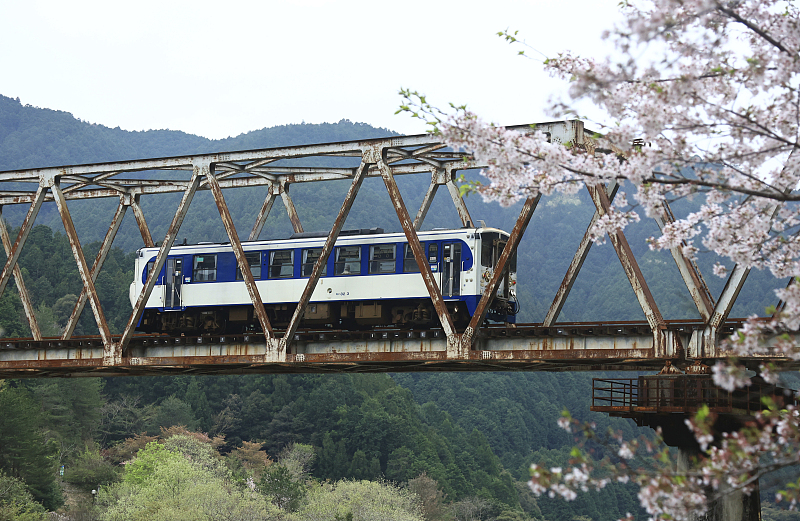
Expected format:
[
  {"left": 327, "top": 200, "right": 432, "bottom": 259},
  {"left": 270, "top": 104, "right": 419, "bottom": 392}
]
[
  {"left": 0, "top": 120, "right": 782, "bottom": 377},
  {"left": 0, "top": 207, "right": 40, "bottom": 340},
  {"left": 62, "top": 197, "right": 128, "bottom": 340}
]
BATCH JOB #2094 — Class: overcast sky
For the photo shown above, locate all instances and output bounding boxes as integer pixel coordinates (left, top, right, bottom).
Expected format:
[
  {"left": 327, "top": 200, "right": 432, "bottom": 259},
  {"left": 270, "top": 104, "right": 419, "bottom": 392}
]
[{"left": 1, "top": 0, "right": 621, "bottom": 139}]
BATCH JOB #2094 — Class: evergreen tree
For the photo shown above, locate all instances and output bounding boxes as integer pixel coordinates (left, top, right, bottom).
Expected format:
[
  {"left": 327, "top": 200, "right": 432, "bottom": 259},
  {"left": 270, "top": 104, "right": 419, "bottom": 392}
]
[{"left": 0, "top": 384, "right": 61, "bottom": 510}]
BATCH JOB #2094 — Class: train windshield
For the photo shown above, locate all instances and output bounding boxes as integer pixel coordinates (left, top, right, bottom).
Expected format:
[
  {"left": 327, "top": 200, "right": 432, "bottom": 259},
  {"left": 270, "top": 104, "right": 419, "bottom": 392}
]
[
  {"left": 481, "top": 232, "right": 499, "bottom": 267},
  {"left": 480, "top": 232, "right": 516, "bottom": 273}
]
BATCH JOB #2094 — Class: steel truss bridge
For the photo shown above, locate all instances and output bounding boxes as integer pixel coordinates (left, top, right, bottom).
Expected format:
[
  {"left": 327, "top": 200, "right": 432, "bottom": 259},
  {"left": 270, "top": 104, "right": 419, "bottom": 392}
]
[{"left": 0, "top": 120, "right": 786, "bottom": 378}]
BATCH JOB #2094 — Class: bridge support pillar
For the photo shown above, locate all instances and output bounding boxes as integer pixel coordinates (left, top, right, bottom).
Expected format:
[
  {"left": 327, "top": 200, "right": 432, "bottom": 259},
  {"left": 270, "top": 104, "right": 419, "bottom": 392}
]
[
  {"left": 592, "top": 376, "right": 783, "bottom": 521},
  {"left": 677, "top": 446, "right": 761, "bottom": 521}
]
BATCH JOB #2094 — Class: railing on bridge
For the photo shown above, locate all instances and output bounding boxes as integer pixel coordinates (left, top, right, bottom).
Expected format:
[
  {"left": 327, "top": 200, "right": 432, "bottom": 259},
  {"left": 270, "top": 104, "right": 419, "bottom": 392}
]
[{"left": 592, "top": 375, "right": 794, "bottom": 416}]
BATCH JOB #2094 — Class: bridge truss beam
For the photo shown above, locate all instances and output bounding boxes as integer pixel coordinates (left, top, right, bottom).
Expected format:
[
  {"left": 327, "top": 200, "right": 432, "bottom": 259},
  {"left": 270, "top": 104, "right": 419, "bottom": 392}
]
[{"left": 0, "top": 120, "right": 784, "bottom": 377}]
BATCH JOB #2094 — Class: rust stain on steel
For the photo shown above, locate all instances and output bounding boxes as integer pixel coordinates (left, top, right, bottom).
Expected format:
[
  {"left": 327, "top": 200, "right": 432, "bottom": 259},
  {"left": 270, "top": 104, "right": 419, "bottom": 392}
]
[
  {"left": 709, "top": 264, "right": 749, "bottom": 329},
  {"left": 126, "top": 355, "right": 268, "bottom": 366},
  {"left": 473, "top": 348, "right": 657, "bottom": 360},
  {"left": 377, "top": 154, "right": 456, "bottom": 340},
  {"left": 0, "top": 358, "right": 105, "bottom": 369},
  {"left": 384, "top": 143, "right": 449, "bottom": 165},
  {"left": 413, "top": 180, "right": 439, "bottom": 231},
  {"left": 655, "top": 202, "right": 714, "bottom": 321},
  {"left": 280, "top": 183, "right": 304, "bottom": 234},
  {"left": 463, "top": 194, "right": 541, "bottom": 349},
  {"left": 118, "top": 165, "right": 203, "bottom": 355},
  {"left": 588, "top": 184, "right": 666, "bottom": 331},
  {"left": 282, "top": 161, "right": 369, "bottom": 352},
  {"left": 297, "top": 351, "right": 449, "bottom": 363},
  {"left": 0, "top": 206, "right": 41, "bottom": 340},
  {"left": 445, "top": 178, "right": 474, "bottom": 227},
  {"left": 544, "top": 182, "right": 619, "bottom": 327},
  {"left": 52, "top": 181, "right": 113, "bottom": 349},
  {"left": 63, "top": 197, "right": 128, "bottom": 340},
  {"left": 249, "top": 186, "right": 277, "bottom": 240},
  {"left": 131, "top": 194, "right": 154, "bottom": 248},
  {"left": 206, "top": 170, "right": 274, "bottom": 340},
  {"left": 0, "top": 185, "right": 46, "bottom": 300}
]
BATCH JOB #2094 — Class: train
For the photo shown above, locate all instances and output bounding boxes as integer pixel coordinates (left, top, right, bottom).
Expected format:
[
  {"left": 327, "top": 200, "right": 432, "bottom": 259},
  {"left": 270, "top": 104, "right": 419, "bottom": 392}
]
[{"left": 129, "top": 226, "right": 518, "bottom": 335}]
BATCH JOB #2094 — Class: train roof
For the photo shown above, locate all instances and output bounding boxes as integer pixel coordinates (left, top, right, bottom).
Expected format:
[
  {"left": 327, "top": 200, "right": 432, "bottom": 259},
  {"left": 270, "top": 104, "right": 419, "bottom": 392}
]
[{"left": 136, "top": 226, "right": 509, "bottom": 256}]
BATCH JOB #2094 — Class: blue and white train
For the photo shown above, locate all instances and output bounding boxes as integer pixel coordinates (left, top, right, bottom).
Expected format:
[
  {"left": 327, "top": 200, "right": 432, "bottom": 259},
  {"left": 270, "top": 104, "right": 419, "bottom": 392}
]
[{"left": 129, "top": 227, "right": 518, "bottom": 335}]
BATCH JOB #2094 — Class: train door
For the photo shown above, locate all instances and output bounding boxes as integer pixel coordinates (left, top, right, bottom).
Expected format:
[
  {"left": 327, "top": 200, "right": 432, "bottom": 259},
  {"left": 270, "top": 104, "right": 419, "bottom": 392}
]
[
  {"left": 164, "top": 257, "right": 183, "bottom": 310},
  {"left": 442, "top": 242, "right": 461, "bottom": 297},
  {"left": 494, "top": 238, "right": 509, "bottom": 299}
]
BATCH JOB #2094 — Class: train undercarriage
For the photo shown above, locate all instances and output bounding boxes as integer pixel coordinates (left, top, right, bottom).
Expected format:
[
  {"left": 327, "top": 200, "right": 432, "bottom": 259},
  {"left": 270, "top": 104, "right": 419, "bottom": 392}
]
[{"left": 138, "top": 297, "right": 511, "bottom": 336}]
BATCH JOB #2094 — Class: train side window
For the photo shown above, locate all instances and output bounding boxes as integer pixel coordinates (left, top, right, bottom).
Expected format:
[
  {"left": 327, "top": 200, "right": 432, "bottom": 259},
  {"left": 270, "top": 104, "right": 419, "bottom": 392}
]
[
  {"left": 334, "top": 246, "right": 360, "bottom": 276},
  {"left": 193, "top": 254, "right": 217, "bottom": 282},
  {"left": 235, "top": 251, "right": 262, "bottom": 280},
  {"left": 144, "top": 260, "right": 156, "bottom": 283},
  {"left": 369, "top": 244, "right": 396, "bottom": 274},
  {"left": 428, "top": 243, "right": 438, "bottom": 263},
  {"left": 403, "top": 244, "right": 421, "bottom": 273},
  {"left": 268, "top": 250, "right": 294, "bottom": 278},
  {"left": 301, "top": 248, "right": 327, "bottom": 277}
]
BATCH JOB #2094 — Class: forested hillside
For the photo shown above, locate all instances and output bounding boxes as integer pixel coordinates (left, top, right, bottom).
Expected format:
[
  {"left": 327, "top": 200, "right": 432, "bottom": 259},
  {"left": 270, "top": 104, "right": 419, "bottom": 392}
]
[{"left": 0, "top": 95, "right": 787, "bottom": 520}]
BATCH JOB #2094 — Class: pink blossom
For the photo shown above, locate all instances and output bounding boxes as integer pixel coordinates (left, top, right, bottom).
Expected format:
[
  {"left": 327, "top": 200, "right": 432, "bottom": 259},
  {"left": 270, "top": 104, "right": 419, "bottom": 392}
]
[{"left": 402, "top": 0, "right": 800, "bottom": 518}]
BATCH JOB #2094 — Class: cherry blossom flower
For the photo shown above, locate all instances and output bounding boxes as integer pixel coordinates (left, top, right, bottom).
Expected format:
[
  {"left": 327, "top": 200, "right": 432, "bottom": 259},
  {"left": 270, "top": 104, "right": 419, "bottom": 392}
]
[{"left": 400, "top": 0, "right": 800, "bottom": 518}]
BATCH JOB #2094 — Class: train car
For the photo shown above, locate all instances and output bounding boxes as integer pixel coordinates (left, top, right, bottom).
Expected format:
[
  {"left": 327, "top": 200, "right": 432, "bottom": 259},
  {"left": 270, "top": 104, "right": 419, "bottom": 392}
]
[{"left": 129, "top": 226, "right": 518, "bottom": 335}]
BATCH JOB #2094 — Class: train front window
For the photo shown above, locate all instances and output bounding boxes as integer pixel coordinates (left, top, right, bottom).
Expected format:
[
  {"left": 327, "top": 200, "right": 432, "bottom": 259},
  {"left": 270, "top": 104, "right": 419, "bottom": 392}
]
[
  {"left": 145, "top": 260, "right": 155, "bottom": 282},
  {"left": 369, "top": 244, "right": 396, "bottom": 274},
  {"left": 193, "top": 254, "right": 217, "bottom": 282},
  {"left": 334, "top": 246, "right": 360, "bottom": 276},
  {"left": 403, "top": 244, "right": 421, "bottom": 273},
  {"left": 235, "top": 251, "right": 262, "bottom": 280},
  {"left": 268, "top": 250, "right": 294, "bottom": 278},
  {"left": 301, "top": 248, "right": 327, "bottom": 277},
  {"left": 481, "top": 232, "right": 499, "bottom": 267}
]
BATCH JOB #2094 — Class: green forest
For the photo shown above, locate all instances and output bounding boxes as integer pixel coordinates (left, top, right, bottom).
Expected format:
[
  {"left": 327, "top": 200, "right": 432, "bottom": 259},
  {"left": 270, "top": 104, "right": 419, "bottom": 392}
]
[{"left": 0, "top": 94, "right": 792, "bottom": 520}]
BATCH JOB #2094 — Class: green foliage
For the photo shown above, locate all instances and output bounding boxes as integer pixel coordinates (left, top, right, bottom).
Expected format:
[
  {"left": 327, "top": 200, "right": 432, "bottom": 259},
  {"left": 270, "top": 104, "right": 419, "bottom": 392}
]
[
  {"left": 0, "top": 290, "right": 28, "bottom": 338},
  {"left": 99, "top": 395, "right": 156, "bottom": 444},
  {"left": 62, "top": 447, "right": 120, "bottom": 492},
  {"left": 122, "top": 442, "right": 182, "bottom": 486},
  {"left": 161, "top": 434, "right": 228, "bottom": 479},
  {"left": 258, "top": 464, "right": 307, "bottom": 511},
  {"left": 0, "top": 384, "right": 61, "bottom": 510},
  {"left": 23, "top": 378, "right": 104, "bottom": 461},
  {"left": 150, "top": 396, "right": 199, "bottom": 433},
  {"left": 0, "top": 472, "right": 47, "bottom": 521},
  {"left": 296, "top": 480, "right": 423, "bottom": 521},
  {"left": 762, "top": 501, "right": 800, "bottom": 521},
  {"left": 99, "top": 441, "right": 277, "bottom": 521}
]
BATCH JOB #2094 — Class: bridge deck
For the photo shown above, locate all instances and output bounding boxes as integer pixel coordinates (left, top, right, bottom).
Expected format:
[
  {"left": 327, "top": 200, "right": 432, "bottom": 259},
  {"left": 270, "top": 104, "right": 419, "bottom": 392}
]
[{"left": 1, "top": 320, "right": 779, "bottom": 378}]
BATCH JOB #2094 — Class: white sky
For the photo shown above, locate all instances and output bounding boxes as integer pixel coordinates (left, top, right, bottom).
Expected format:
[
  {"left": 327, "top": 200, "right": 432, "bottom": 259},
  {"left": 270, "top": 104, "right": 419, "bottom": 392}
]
[{"left": 0, "top": 0, "right": 621, "bottom": 139}]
